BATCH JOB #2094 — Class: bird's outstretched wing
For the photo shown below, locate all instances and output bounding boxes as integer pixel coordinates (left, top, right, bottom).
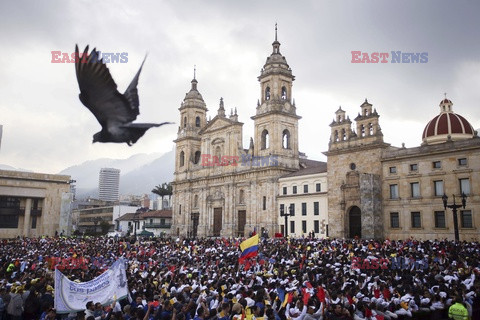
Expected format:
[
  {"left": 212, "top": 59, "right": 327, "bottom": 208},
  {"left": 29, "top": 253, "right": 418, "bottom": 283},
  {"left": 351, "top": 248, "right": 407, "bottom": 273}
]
[
  {"left": 124, "top": 55, "right": 147, "bottom": 115},
  {"left": 75, "top": 45, "right": 137, "bottom": 128}
]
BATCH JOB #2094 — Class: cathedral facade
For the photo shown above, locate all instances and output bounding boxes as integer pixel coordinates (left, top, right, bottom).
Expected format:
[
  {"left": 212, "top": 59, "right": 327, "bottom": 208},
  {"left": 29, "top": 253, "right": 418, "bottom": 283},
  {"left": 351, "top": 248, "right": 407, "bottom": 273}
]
[
  {"left": 325, "top": 98, "right": 480, "bottom": 241},
  {"left": 171, "top": 32, "right": 304, "bottom": 237}
]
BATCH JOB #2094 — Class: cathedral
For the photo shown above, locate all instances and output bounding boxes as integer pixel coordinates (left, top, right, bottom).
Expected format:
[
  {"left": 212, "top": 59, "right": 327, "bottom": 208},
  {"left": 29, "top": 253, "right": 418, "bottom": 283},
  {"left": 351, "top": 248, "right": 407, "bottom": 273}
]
[{"left": 171, "top": 29, "right": 310, "bottom": 237}]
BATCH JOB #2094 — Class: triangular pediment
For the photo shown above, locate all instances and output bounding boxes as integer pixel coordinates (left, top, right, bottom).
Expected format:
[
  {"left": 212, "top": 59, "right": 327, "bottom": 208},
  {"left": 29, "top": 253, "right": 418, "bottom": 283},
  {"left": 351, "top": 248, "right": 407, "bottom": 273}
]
[{"left": 200, "top": 116, "right": 241, "bottom": 134}]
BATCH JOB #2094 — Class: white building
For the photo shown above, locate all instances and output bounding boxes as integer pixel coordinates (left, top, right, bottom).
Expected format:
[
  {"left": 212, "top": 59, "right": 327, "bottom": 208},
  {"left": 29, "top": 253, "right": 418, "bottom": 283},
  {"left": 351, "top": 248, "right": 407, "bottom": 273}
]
[
  {"left": 98, "top": 168, "right": 120, "bottom": 202},
  {"left": 277, "top": 160, "right": 328, "bottom": 237},
  {"left": 76, "top": 204, "right": 140, "bottom": 234}
]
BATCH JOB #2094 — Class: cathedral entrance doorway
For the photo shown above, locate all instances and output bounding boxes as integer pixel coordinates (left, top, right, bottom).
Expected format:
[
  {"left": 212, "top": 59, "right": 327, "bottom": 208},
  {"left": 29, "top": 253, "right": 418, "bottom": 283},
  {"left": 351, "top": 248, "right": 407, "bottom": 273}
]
[
  {"left": 349, "top": 206, "right": 362, "bottom": 238},
  {"left": 237, "top": 210, "right": 246, "bottom": 236},
  {"left": 213, "top": 208, "right": 222, "bottom": 236}
]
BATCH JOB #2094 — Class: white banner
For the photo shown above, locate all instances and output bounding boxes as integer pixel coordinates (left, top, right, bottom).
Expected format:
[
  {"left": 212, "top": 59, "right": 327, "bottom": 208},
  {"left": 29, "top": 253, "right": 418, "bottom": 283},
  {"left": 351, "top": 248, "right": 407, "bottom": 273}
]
[{"left": 54, "top": 258, "right": 128, "bottom": 313}]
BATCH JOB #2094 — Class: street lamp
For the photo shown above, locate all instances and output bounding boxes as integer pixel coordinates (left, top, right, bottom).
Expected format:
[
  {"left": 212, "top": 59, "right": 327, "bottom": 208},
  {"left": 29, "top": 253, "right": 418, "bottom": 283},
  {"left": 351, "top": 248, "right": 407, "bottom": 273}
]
[
  {"left": 280, "top": 204, "right": 295, "bottom": 237},
  {"left": 442, "top": 192, "right": 467, "bottom": 242}
]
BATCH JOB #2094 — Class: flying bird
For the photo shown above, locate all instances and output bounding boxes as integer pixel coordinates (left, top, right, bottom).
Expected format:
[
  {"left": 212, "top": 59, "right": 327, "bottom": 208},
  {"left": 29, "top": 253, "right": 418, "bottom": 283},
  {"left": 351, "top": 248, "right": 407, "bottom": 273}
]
[{"left": 75, "top": 45, "right": 172, "bottom": 145}]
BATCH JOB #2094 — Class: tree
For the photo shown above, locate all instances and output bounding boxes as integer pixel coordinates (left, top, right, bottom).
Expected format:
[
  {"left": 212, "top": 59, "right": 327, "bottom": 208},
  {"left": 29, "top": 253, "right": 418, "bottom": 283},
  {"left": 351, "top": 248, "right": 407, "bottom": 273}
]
[
  {"left": 100, "top": 221, "right": 110, "bottom": 234},
  {"left": 152, "top": 182, "right": 173, "bottom": 209}
]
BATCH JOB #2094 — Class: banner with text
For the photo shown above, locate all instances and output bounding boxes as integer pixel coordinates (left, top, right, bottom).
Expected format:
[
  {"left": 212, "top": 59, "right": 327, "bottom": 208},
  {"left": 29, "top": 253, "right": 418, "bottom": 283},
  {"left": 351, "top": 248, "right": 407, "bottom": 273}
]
[{"left": 54, "top": 258, "right": 128, "bottom": 313}]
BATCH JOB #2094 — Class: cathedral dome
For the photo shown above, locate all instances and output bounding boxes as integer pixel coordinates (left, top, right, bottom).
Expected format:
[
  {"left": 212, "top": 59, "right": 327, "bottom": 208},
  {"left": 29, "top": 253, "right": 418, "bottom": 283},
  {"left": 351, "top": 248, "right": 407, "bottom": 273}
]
[
  {"left": 184, "top": 78, "right": 204, "bottom": 101},
  {"left": 422, "top": 98, "right": 475, "bottom": 145}
]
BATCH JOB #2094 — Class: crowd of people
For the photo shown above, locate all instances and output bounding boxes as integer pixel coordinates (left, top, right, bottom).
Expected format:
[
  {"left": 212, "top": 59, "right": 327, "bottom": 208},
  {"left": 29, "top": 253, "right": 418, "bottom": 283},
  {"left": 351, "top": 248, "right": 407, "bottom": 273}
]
[{"left": 0, "top": 235, "right": 479, "bottom": 320}]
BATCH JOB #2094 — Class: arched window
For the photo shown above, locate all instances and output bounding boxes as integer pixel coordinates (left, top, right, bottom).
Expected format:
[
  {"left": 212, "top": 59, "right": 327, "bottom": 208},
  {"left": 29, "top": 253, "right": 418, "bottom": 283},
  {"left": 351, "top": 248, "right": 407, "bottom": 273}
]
[
  {"left": 194, "top": 195, "right": 198, "bottom": 208},
  {"left": 364, "top": 109, "right": 368, "bottom": 116},
  {"left": 215, "top": 146, "right": 221, "bottom": 159},
  {"left": 239, "top": 189, "right": 244, "bottom": 204},
  {"left": 265, "top": 87, "right": 271, "bottom": 101},
  {"left": 338, "top": 115, "right": 342, "bottom": 122},
  {"left": 342, "top": 128, "right": 346, "bottom": 141},
  {"left": 179, "top": 151, "right": 185, "bottom": 167},
  {"left": 360, "top": 125, "right": 365, "bottom": 137},
  {"left": 282, "top": 129, "right": 290, "bottom": 149},
  {"left": 369, "top": 123, "right": 373, "bottom": 135},
  {"left": 194, "top": 151, "right": 201, "bottom": 164},
  {"left": 183, "top": 116, "right": 187, "bottom": 128},
  {"left": 281, "top": 86, "right": 287, "bottom": 100},
  {"left": 334, "top": 130, "right": 339, "bottom": 142},
  {"left": 195, "top": 116, "right": 200, "bottom": 127},
  {"left": 261, "top": 129, "right": 269, "bottom": 149}
]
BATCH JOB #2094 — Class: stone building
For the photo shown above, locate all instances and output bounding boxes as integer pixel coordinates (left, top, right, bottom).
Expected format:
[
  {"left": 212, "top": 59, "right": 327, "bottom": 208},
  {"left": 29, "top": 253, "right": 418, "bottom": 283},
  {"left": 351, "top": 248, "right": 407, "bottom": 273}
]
[
  {"left": 172, "top": 29, "right": 306, "bottom": 237},
  {"left": 325, "top": 98, "right": 480, "bottom": 241},
  {"left": 0, "top": 170, "right": 71, "bottom": 237}
]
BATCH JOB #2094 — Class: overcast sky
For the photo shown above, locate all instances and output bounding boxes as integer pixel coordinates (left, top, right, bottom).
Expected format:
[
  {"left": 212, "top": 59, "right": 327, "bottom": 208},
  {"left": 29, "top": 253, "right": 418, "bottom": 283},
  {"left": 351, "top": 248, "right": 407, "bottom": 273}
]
[{"left": 1, "top": 0, "right": 479, "bottom": 174}]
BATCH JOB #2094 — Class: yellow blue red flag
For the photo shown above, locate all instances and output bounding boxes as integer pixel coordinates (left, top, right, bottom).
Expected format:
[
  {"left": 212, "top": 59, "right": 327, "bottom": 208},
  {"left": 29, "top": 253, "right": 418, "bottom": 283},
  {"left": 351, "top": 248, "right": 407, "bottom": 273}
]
[{"left": 239, "top": 234, "right": 259, "bottom": 263}]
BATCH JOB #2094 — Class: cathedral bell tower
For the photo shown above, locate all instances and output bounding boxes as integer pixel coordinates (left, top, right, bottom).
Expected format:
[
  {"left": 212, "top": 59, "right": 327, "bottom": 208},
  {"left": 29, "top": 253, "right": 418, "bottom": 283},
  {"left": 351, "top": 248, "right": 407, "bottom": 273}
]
[
  {"left": 174, "top": 71, "right": 208, "bottom": 175},
  {"left": 251, "top": 25, "right": 300, "bottom": 169}
]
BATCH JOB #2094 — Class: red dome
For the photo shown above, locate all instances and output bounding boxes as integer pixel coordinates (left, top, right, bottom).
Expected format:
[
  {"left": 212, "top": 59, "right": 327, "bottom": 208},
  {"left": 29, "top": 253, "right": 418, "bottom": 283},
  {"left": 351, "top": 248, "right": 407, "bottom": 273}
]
[{"left": 422, "top": 112, "right": 474, "bottom": 143}]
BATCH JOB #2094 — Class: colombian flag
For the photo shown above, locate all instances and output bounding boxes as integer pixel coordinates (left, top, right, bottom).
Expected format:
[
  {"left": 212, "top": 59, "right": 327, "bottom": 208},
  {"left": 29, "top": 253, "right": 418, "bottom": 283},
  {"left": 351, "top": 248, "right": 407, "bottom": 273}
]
[{"left": 239, "top": 234, "right": 259, "bottom": 263}]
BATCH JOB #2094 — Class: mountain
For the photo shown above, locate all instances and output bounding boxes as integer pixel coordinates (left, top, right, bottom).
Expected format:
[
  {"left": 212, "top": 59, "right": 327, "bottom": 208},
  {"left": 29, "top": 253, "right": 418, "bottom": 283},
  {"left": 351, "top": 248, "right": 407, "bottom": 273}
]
[
  {"left": 0, "top": 164, "right": 32, "bottom": 172},
  {"left": 58, "top": 150, "right": 175, "bottom": 198}
]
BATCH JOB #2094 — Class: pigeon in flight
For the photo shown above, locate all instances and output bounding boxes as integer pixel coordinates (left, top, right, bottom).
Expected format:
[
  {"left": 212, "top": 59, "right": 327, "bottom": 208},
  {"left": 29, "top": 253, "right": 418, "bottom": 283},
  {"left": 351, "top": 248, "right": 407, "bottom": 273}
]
[{"left": 75, "top": 45, "right": 172, "bottom": 145}]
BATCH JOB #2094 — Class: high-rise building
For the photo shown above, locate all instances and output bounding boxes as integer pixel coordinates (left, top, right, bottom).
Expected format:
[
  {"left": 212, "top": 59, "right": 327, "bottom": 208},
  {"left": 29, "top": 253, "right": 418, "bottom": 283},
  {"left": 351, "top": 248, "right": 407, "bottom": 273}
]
[{"left": 98, "top": 168, "right": 120, "bottom": 202}]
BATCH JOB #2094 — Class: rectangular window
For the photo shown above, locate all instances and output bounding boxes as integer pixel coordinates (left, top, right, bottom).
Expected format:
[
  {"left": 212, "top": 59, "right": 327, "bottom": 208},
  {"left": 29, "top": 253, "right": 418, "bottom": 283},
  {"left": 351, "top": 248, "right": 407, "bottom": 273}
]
[
  {"left": 290, "top": 203, "right": 295, "bottom": 216},
  {"left": 160, "top": 218, "right": 165, "bottom": 225},
  {"left": 303, "top": 185, "right": 308, "bottom": 193},
  {"left": 293, "top": 186, "right": 297, "bottom": 194},
  {"left": 460, "top": 178, "right": 470, "bottom": 195},
  {"left": 389, "top": 166, "right": 397, "bottom": 174},
  {"left": 433, "top": 161, "right": 442, "bottom": 169},
  {"left": 434, "top": 180, "right": 444, "bottom": 196},
  {"left": 302, "top": 220, "right": 307, "bottom": 233},
  {"left": 283, "top": 187, "right": 287, "bottom": 195},
  {"left": 410, "top": 164, "right": 418, "bottom": 172},
  {"left": 314, "top": 220, "right": 320, "bottom": 233},
  {"left": 302, "top": 203, "right": 307, "bottom": 216},
  {"left": 31, "top": 216, "right": 37, "bottom": 229},
  {"left": 458, "top": 158, "right": 467, "bottom": 166},
  {"left": 314, "top": 202, "right": 319, "bottom": 215},
  {"left": 0, "top": 215, "right": 19, "bottom": 228},
  {"left": 290, "top": 221, "right": 295, "bottom": 234},
  {"left": 390, "top": 184, "right": 399, "bottom": 199},
  {"left": 150, "top": 218, "right": 153, "bottom": 224},
  {"left": 316, "top": 183, "right": 321, "bottom": 192},
  {"left": 411, "top": 182, "right": 420, "bottom": 198},
  {"left": 434, "top": 211, "right": 445, "bottom": 228},
  {"left": 263, "top": 196, "right": 266, "bottom": 210},
  {"left": 461, "top": 210, "right": 473, "bottom": 228},
  {"left": 280, "top": 204, "right": 285, "bottom": 214},
  {"left": 411, "top": 212, "right": 421, "bottom": 228},
  {"left": 390, "top": 212, "right": 399, "bottom": 228}
]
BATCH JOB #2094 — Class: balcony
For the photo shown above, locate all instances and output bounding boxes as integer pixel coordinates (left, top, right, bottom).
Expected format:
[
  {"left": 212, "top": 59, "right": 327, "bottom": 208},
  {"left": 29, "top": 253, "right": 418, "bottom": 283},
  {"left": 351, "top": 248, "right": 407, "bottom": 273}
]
[
  {"left": 31, "top": 208, "right": 42, "bottom": 216},
  {"left": 143, "top": 223, "right": 171, "bottom": 229}
]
